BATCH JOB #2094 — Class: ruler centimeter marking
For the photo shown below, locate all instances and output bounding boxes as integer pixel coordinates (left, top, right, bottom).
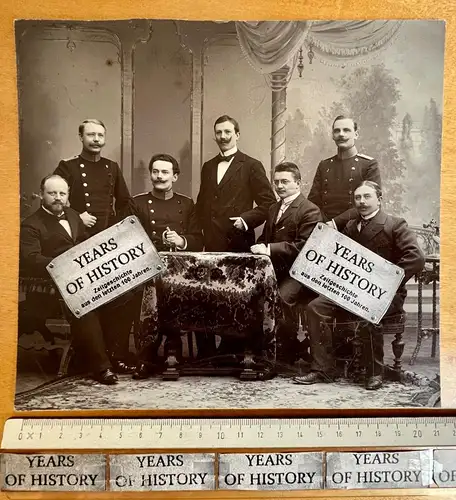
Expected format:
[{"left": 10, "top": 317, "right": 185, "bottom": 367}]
[{"left": 2, "top": 417, "right": 456, "bottom": 450}]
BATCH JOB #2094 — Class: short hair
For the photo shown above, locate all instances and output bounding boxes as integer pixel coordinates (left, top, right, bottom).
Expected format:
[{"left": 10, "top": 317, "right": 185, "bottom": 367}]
[
  {"left": 274, "top": 162, "right": 301, "bottom": 182},
  {"left": 214, "top": 115, "right": 240, "bottom": 133},
  {"left": 332, "top": 115, "right": 358, "bottom": 132},
  {"left": 148, "top": 153, "right": 180, "bottom": 176},
  {"left": 355, "top": 180, "right": 382, "bottom": 199},
  {"left": 40, "top": 174, "right": 69, "bottom": 192},
  {"left": 79, "top": 119, "right": 106, "bottom": 135}
]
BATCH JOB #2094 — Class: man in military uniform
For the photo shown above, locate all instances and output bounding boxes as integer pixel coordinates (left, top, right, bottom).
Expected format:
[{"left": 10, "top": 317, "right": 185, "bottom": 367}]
[
  {"left": 54, "top": 119, "right": 133, "bottom": 236},
  {"left": 308, "top": 115, "right": 381, "bottom": 230},
  {"left": 131, "top": 153, "right": 203, "bottom": 379},
  {"left": 54, "top": 119, "right": 136, "bottom": 374}
]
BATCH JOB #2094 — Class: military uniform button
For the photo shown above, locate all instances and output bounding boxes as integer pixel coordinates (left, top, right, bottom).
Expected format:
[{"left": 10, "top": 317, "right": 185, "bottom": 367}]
[
  {"left": 82, "top": 173, "right": 87, "bottom": 177},
  {"left": 86, "top": 203, "right": 91, "bottom": 207},
  {"left": 349, "top": 190, "right": 352, "bottom": 194},
  {"left": 83, "top": 183, "right": 88, "bottom": 187},
  {"left": 323, "top": 202, "right": 327, "bottom": 205},
  {"left": 150, "top": 209, "right": 154, "bottom": 213},
  {"left": 152, "top": 231, "right": 157, "bottom": 235},
  {"left": 324, "top": 179, "right": 328, "bottom": 182},
  {"left": 326, "top": 169, "right": 330, "bottom": 172},
  {"left": 85, "top": 193, "right": 89, "bottom": 197},
  {"left": 177, "top": 200, "right": 181, "bottom": 204},
  {"left": 80, "top": 164, "right": 84, "bottom": 168},
  {"left": 148, "top": 200, "right": 152, "bottom": 204},
  {"left": 105, "top": 164, "right": 109, "bottom": 168},
  {"left": 179, "top": 210, "right": 183, "bottom": 214},
  {"left": 351, "top": 166, "right": 356, "bottom": 170},
  {"left": 151, "top": 220, "right": 155, "bottom": 224},
  {"left": 324, "top": 191, "right": 327, "bottom": 194},
  {"left": 355, "top": 158, "right": 359, "bottom": 162},
  {"left": 349, "top": 178, "right": 353, "bottom": 182}
]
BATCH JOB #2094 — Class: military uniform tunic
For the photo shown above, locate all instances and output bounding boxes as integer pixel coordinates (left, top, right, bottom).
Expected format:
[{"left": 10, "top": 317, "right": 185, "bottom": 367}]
[
  {"left": 308, "top": 152, "right": 381, "bottom": 228},
  {"left": 54, "top": 155, "right": 132, "bottom": 235},
  {"left": 132, "top": 191, "right": 203, "bottom": 252}
]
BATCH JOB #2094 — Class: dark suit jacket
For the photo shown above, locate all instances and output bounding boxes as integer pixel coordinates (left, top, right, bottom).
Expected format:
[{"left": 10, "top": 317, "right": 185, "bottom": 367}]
[
  {"left": 20, "top": 207, "right": 88, "bottom": 278},
  {"left": 259, "top": 193, "right": 323, "bottom": 280},
  {"left": 343, "top": 210, "right": 425, "bottom": 314},
  {"left": 195, "top": 151, "right": 276, "bottom": 252}
]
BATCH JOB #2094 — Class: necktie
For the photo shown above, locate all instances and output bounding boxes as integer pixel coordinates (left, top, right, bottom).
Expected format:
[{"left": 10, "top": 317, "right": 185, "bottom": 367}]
[
  {"left": 359, "top": 218, "right": 370, "bottom": 232},
  {"left": 57, "top": 212, "right": 68, "bottom": 221},
  {"left": 218, "top": 152, "right": 236, "bottom": 162},
  {"left": 275, "top": 201, "right": 291, "bottom": 224}
]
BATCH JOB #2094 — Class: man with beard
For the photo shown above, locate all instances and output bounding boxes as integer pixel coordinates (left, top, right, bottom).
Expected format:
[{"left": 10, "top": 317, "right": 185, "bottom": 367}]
[
  {"left": 294, "top": 181, "right": 425, "bottom": 390},
  {"left": 19, "top": 175, "right": 125, "bottom": 384},
  {"left": 130, "top": 153, "right": 203, "bottom": 379},
  {"left": 308, "top": 115, "right": 381, "bottom": 230}
]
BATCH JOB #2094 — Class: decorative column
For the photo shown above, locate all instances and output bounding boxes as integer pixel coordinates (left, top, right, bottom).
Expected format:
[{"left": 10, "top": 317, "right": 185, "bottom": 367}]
[{"left": 270, "top": 66, "right": 290, "bottom": 180}]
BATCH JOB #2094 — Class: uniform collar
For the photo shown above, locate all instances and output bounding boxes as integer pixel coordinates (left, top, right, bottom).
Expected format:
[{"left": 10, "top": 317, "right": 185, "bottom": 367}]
[
  {"left": 80, "top": 150, "right": 101, "bottom": 163},
  {"left": 337, "top": 145, "right": 358, "bottom": 160},
  {"left": 151, "top": 188, "right": 174, "bottom": 201}
]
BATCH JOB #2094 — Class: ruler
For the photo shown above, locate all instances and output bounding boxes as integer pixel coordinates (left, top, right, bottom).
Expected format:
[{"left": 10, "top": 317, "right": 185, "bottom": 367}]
[{"left": 2, "top": 417, "right": 456, "bottom": 450}]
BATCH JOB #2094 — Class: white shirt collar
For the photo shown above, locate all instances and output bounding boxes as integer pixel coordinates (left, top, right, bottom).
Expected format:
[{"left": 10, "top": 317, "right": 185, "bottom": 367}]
[
  {"left": 280, "top": 191, "right": 301, "bottom": 205},
  {"left": 219, "top": 146, "right": 238, "bottom": 158},
  {"left": 361, "top": 208, "right": 380, "bottom": 220}
]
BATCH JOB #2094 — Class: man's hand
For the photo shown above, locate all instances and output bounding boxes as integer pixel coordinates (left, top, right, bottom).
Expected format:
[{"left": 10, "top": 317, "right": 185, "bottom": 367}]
[
  {"left": 250, "top": 243, "right": 269, "bottom": 256},
  {"left": 80, "top": 211, "right": 97, "bottom": 228},
  {"left": 229, "top": 217, "right": 247, "bottom": 230},
  {"left": 163, "top": 229, "right": 185, "bottom": 249}
]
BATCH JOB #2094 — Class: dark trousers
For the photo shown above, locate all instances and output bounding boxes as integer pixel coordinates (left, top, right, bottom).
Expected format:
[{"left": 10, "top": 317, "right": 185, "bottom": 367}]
[{"left": 306, "top": 295, "right": 385, "bottom": 378}]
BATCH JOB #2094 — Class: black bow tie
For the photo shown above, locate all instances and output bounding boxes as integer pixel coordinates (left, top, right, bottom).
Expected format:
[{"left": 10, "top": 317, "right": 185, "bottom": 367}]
[
  {"left": 56, "top": 213, "right": 68, "bottom": 221},
  {"left": 218, "top": 152, "right": 236, "bottom": 163}
]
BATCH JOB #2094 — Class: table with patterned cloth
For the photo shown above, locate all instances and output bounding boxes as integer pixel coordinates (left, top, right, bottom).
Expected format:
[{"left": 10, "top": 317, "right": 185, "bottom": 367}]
[{"left": 136, "top": 252, "right": 283, "bottom": 379}]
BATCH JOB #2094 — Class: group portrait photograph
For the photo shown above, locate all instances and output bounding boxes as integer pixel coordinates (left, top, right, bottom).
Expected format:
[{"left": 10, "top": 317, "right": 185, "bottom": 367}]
[{"left": 14, "top": 19, "right": 443, "bottom": 410}]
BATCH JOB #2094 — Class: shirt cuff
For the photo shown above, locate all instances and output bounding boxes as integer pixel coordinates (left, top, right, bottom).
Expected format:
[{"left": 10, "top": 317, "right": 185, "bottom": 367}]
[
  {"left": 267, "top": 244, "right": 271, "bottom": 257},
  {"left": 177, "top": 236, "right": 187, "bottom": 250},
  {"left": 240, "top": 218, "right": 248, "bottom": 231}
]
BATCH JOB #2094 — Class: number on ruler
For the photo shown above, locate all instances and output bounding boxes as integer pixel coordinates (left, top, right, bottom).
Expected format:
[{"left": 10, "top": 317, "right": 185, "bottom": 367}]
[
  {"left": 336, "top": 431, "right": 342, "bottom": 437},
  {"left": 258, "top": 431, "right": 264, "bottom": 439},
  {"left": 217, "top": 431, "right": 225, "bottom": 440},
  {"left": 237, "top": 431, "right": 243, "bottom": 439},
  {"left": 356, "top": 430, "right": 362, "bottom": 437},
  {"left": 413, "top": 430, "right": 422, "bottom": 438}
]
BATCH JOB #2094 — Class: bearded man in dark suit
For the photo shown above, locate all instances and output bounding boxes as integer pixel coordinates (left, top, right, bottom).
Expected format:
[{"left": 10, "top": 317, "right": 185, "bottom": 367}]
[
  {"left": 19, "top": 174, "right": 133, "bottom": 384},
  {"left": 294, "top": 181, "right": 425, "bottom": 390},
  {"left": 251, "top": 162, "right": 322, "bottom": 364},
  {"left": 195, "top": 115, "right": 276, "bottom": 252}
]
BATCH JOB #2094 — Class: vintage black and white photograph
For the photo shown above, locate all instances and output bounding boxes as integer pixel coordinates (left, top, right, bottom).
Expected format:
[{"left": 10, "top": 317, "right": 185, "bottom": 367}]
[{"left": 15, "top": 19, "right": 443, "bottom": 410}]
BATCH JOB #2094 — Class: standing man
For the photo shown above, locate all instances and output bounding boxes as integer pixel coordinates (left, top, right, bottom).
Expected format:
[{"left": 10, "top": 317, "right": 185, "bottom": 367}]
[
  {"left": 19, "top": 175, "right": 132, "bottom": 384},
  {"left": 294, "top": 181, "right": 425, "bottom": 390},
  {"left": 251, "top": 162, "right": 322, "bottom": 364},
  {"left": 308, "top": 115, "right": 381, "bottom": 230},
  {"left": 54, "top": 118, "right": 135, "bottom": 373},
  {"left": 131, "top": 153, "right": 203, "bottom": 380},
  {"left": 54, "top": 119, "right": 133, "bottom": 236},
  {"left": 196, "top": 115, "right": 276, "bottom": 252}
]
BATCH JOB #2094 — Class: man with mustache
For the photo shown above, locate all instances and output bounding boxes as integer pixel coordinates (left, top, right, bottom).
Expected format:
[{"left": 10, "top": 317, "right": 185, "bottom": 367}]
[
  {"left": 129, "top": 153, "right": 203, "bottom": 379},
  {"left": 294, "top": 181, "right": 425, "bottom": 390},
  {"left": 19, "top": 175, "right": 126, "bottom": 384},
  {"left": 54, "top": 118, "right": 136, "bottom": 374},
  {"left": 308, "top": 115, "right": 381, "bottom": 230},
  {"left": 251, "top": 162, "right": 322, "bottom": 365},
  {"left": 195, "top": 115, "right": 276, "bottom": 357},
  {"left": 195, "top": 115, "right": 276, "bottom": 252},
  {"left": 54, "top": 119, "right": 133, "bottom": 236}
]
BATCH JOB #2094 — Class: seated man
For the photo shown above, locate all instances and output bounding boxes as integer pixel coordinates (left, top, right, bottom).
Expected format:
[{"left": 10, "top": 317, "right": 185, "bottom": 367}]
[
  {"left": 294, "top": 181, "right": 425, "bottom": 390},
  {"left": 251, "top": 162, "right": 322, "bottom": 364},
  {"left": 19, "top": 174, "right": 134, "bottom": 384},
  {"left": 130, "top": 153, "right": 203, "bottom": 379}
]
